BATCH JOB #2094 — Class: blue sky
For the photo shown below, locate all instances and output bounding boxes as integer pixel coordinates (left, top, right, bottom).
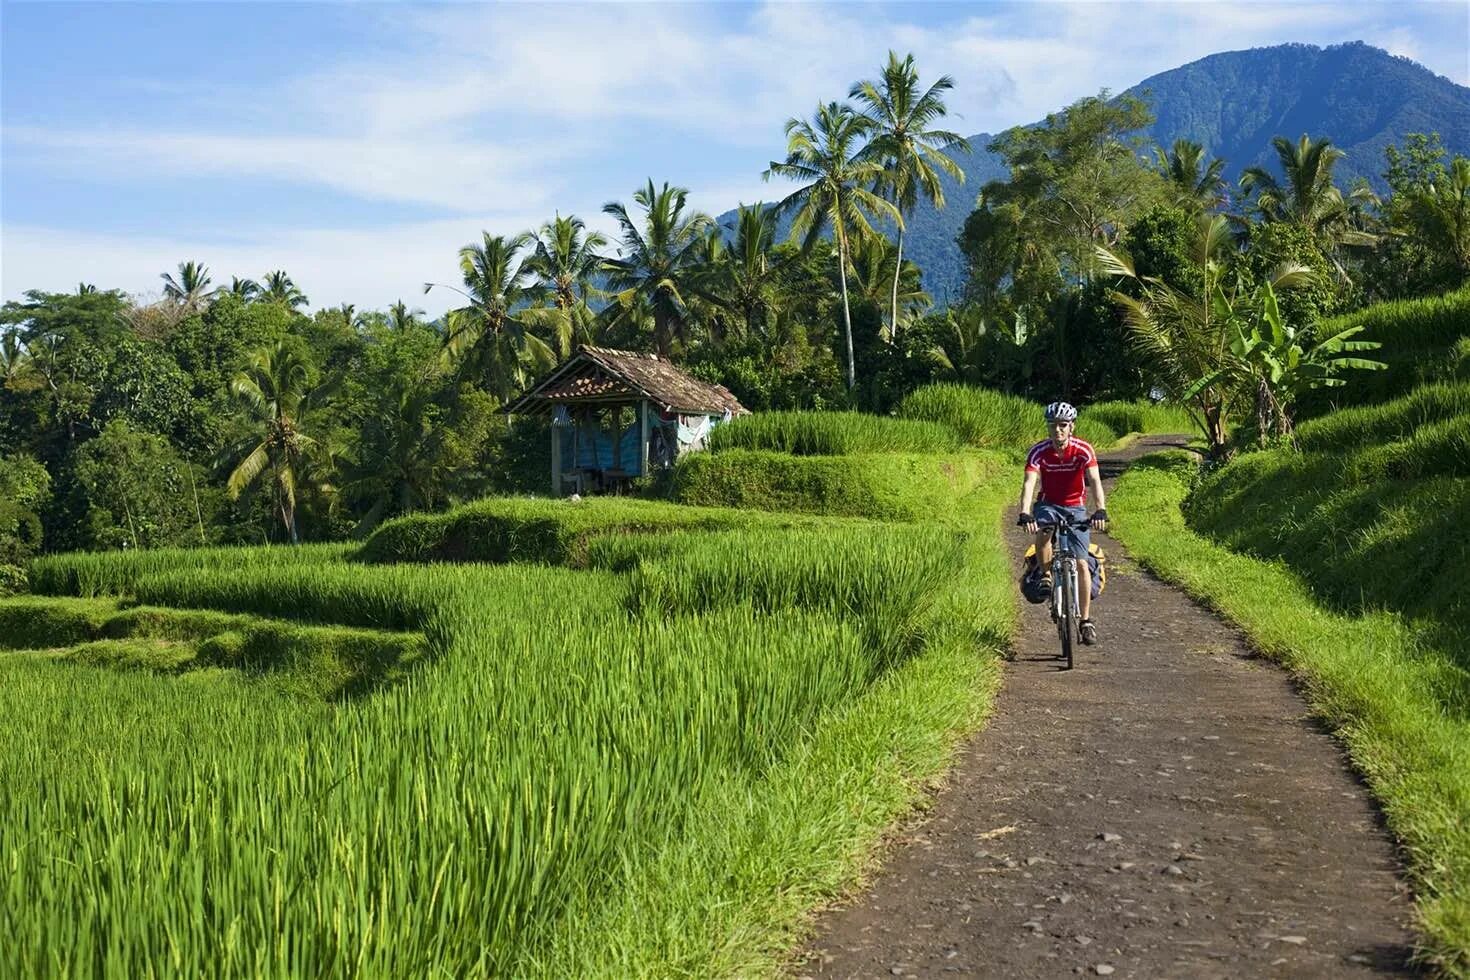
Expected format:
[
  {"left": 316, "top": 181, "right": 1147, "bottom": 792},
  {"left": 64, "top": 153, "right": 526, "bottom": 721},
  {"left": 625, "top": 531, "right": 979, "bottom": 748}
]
[{"left": 4, "top": 0, "right": 1467, "bottom": 316}]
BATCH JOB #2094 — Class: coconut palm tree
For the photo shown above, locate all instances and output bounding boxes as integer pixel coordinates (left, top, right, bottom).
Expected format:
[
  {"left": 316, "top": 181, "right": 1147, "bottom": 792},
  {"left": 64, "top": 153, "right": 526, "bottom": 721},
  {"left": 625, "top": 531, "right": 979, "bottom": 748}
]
[
  {"left": 0, "top": 331, "right": 30, "bottom": 385},
  {"left": 1406, "top": 155, "right": 1470, "bottom": 283},
  {"left": 765, "top": 101, "right": 900, "bottom": 389},
  {"left": 847, "top": 233, "right": 932, "bottom": 323},
  {"left": 1239, "top": 135, "right": 1377, "bottom": 245},
  {"left": 601, "top": 180, "right": 713, "bottom": 357},
  {"left": 698, "top": 203, "right": 786, "bottom": 341},
  {"left": 387, "top": 300, "right": 426, "bottom": 331},
  {"left": 160, "top": 261, "right": 217, "bottom": 312},
  {"left": 426, "top": 232, "right": 557, "bottom": 402},
  {"left": 227, "top": 277, "right": 261, "bottom": 302},
  {"left": 1153, "top": 138, "right": 1226, "bottom": 211},
  {"left": 524, "top": 213, "right": 609, "bottom": 356},
  {"left": 851, "top": 51, "right": 969, "bottom": 340},
  {"left": 261, "top": 271, "right": 309, "bottom": 310},
  {"left": 225, "top": 341, "right": 333, "bottom": 543}
]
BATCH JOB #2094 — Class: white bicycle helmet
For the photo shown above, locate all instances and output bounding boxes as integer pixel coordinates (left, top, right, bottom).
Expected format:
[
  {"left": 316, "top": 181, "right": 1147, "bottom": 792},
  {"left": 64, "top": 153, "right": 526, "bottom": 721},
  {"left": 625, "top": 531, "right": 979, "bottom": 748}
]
[{"left": 1044, "top": 401, "right": 1078, "bottom": 423}]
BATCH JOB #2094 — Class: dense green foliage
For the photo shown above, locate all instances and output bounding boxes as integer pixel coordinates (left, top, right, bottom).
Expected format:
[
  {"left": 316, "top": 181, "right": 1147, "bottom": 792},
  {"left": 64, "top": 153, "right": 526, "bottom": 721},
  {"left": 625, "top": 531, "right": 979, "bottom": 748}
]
[{"left": 1113, "top": 454, "right": 1470, "bottom": 975}]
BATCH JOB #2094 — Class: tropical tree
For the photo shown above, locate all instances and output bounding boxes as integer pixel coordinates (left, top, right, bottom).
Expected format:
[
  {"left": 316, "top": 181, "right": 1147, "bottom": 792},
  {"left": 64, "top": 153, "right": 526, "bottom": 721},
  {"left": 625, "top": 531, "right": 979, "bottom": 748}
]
[
  {"left": 851, "top": 51, "right": 969, "bottom": 339},
  {"left": 1239, "top": 135, "right": 1378, "bottom": 249},
  {"left": 387, "top": 300, "right": 426, "bottom": 332},
  {"left": 765, "top": 101, "right": 900, "bottom": 389},
  {"left": 846, "top": 233, "right": 931, "bottom": 322},
  {"left": 426, "top": 232, "right": 557, "bottom": 402},
  {"left": 0, "top": 331, "right": 30, "bottom": 385},
  {"left": 1404, "top": 155, "right": 1470, "bottom": 284},
  {"left": 697, "top": 203, "right": 788, "bottom": 342},
  {"left": 227, "top": 277, "right": 261, "bottom": 302},
  {"left": 602, "top": 181, "right": 714, "bottom": 357},
  {"left": 160, "top": 261, "right": 217, "bottom": 312},
  {"left": 1095, "top": 213, "right": 1312, "bottom": 456},
  {"left": 1154, "top": 138, "right": 1226, "bottom": 211},
  {"left": 260, "top": 271, "right": 309, "bottom": 310},
  {"left": 525, "top": 213, "right": 609, "bottom": 356},
  {"left": 224, "top": 341, "right": 333, "bottom": 543},
  {"left": 1207, "top": 281, "right": 1385, "bottom": 442}
]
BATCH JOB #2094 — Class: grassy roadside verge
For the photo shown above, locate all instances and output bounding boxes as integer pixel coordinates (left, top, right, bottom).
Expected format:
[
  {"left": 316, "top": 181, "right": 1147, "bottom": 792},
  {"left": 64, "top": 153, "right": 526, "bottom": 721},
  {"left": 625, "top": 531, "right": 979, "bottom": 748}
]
[{"left": 1111, "top": 452, "right": 1470, "bottom": 976}]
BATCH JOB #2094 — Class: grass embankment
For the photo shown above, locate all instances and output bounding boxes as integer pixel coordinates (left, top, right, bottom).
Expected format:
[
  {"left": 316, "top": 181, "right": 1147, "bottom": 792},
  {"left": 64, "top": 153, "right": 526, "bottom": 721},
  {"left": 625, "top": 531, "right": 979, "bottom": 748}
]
[
  {"left": 1113, "top": 452, "right": 1470, "bottom": 975},
  {"left": 896, "top": 383, "right": 1193, "bottom": 453},
  {"left": 1183, "top": 381, "right": 1470, "bottom": 632},
  {"left": 1296, "top": 285, "right": 1470, "bottom": 414}
]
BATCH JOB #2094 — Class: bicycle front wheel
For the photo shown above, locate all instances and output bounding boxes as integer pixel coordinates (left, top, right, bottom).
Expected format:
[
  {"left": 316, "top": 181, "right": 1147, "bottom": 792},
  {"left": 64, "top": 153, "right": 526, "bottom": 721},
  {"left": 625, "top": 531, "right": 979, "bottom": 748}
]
[{"left": 1057, "top": 574, "right": 1074, "bottom": 670}]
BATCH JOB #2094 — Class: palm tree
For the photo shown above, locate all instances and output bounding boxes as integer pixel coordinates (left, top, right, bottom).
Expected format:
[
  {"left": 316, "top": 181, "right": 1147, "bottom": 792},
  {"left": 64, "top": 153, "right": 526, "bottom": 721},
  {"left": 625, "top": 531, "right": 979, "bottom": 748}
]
[
  {"left": 1, "top": 331, "right": 30, "bottom": 385},
  {"left": 160, "top": 260, "right": 216, "bottom": 312},
  {"left": 765, "top": 101, "right": 900, "bottom": 389},
  {"left": 227, "top": 277, "right": 261, "bottom": 302},
  {"left": 700, "top": 203, "right": 786, "bottom": 341},
  {"left": 1153, "top": 138, "right": 1226, "bottom": 211},
  {"left": 1095, "top": 213, "right": 1313, "bottom": 457},
  {"left": 602, "top": 180, "right": 714, "bottom": 357},
  {"left": 387, "top": 300, "right": 426, "bottom": 331},
  {"left": 1406, "top": 155, "right": 1470, "bottom": 283},
  {"left": 225, "top": 341, "right": 333, "bottom": 543},
  {"left": 847, "top": 233, "right": 932, "bottom": 323},
  {"left": 851, "top": 51, "right": 969, "bottom": 340},
  {"left": 341, "top": 385, "right": 444, "bottom": 534},
  {"left": 426, "top": 232, "right": 557, "bottom": 401},
  {"left": 260, "top": 271, "right": 309, "bottom": 310},
  {"left": 1239, "top": 135, "right": 1377, "bottom": 245},
  {"left": 525, "top": 213, "right": 609, "bottom": 356}
]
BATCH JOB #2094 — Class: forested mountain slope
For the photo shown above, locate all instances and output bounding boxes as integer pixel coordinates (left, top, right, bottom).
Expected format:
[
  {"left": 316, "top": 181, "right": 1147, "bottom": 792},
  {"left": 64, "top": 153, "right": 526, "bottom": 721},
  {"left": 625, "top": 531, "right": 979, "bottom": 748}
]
[{"left": 720, "top": 41, "right": 1470, "bottom": 304}]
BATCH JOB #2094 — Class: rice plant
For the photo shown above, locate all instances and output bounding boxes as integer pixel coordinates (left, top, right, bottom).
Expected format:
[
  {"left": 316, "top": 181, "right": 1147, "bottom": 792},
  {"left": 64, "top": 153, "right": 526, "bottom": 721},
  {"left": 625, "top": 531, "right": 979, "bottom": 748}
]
[
  {"left": 28, "top": 541, "right": 354, "bottom": 598},
  {"left": 710, "top": 411, "right": 962, "bottom": 456}
]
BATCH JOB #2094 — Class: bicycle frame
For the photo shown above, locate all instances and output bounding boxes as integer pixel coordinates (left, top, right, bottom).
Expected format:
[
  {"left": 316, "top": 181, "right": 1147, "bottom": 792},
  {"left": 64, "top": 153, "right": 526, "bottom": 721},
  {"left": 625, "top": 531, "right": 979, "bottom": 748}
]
[{"left": 1045, "top": 521, "right": 1088, "bottom": 670}]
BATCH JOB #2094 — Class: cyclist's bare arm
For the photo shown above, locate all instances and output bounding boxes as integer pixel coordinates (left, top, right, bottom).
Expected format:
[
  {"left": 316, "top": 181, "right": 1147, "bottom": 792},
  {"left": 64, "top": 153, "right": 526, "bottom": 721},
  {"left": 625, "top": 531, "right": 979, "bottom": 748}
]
[
  {"left": 1086, "top": 464, "right": 1107, "bottom": 527},
  {"left": 1019, "top": 471, "right": 1040, "bottom": 533}
]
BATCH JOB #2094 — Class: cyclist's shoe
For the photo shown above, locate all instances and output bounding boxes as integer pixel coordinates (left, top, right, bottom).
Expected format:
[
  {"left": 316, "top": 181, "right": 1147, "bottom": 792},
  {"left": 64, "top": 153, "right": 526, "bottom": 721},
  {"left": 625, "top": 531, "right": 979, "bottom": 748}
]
[
  {"left": 1079, "top": 619, "right": 1098, "bottom": 645},
  {"left": 1038, "top": 571, "right": 1053, "bottom": 595}
]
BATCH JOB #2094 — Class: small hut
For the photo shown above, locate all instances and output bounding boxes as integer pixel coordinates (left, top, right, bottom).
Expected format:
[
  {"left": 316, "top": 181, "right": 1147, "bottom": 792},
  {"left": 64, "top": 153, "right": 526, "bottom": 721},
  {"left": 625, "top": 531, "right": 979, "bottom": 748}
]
[{"left": 505, "top": 346, "right": 749, "bottom": 496}]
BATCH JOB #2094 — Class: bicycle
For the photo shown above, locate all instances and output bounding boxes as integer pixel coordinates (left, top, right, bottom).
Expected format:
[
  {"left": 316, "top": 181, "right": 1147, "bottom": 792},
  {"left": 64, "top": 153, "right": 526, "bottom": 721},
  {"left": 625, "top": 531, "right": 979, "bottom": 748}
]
[{"left": 1038, "top": 517, "right": 1095, "bottom": 671}]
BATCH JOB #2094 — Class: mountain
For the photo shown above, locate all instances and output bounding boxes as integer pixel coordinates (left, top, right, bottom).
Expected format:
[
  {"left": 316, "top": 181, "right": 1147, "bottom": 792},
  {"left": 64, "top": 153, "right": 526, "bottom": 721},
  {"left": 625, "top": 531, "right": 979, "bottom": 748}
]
[{"left": 718, "top": 41, "right": 1470, "bottom": 305}]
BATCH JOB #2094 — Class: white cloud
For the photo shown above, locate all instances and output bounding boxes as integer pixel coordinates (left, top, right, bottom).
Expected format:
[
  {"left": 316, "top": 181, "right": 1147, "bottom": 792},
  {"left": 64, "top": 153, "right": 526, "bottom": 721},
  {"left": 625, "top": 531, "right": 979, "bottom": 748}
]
[{"left": 4, "top": 126, "right": 556, "bottom": 212}]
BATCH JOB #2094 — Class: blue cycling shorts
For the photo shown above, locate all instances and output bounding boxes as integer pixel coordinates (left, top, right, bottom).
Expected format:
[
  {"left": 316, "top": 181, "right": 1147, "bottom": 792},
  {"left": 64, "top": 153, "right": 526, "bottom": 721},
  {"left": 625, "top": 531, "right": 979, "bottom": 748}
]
[{"left": 1035, "top": 501, "right": 1090, "bottom": 557}]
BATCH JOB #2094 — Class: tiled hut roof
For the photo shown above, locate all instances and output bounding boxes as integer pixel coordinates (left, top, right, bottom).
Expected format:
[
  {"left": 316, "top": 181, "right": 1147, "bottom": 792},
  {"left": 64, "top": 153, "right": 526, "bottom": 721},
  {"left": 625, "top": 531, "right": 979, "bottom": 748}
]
[{"left": 506, "top": 346, "right": 748, "bottom": 416}]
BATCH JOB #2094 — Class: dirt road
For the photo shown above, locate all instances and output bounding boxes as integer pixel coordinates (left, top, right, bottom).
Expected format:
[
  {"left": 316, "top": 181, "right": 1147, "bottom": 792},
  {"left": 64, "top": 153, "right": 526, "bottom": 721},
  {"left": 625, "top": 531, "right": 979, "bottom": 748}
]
[{"left": 795, "top": 436, "right": 1416, "bottom": 978}]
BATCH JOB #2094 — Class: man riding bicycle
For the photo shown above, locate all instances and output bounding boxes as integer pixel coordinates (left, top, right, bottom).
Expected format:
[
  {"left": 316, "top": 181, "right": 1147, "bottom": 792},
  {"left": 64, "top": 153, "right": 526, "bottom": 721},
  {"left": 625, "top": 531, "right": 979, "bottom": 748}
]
[{"left": 1017, "top": 401, "right": 1108, "bottom": 645}]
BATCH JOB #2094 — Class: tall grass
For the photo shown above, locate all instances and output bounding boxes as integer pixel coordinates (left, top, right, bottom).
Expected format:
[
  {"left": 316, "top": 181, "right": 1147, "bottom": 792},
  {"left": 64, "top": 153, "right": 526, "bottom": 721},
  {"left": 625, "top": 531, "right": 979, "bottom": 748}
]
[
  {"left": 1, "top": 419, "right": 1025, "bottom": 975},
  {"left": 1296, "top": 380, "right": 1470, "bottom": 453},
  {"left": 355, "top": 494, "right": 810, "bottom": 565},
  {"left": 672, "top": 449, "right": 1003, "bottom": 520},
  {"left": 28, "top": 541, "right": 353, "bottom": 598},
  {"left": 710, "top": 411, "right": 962, "bottom": 456},
  {"left": 1296, "top": 285, "right": 1470, "bottom": 415},
  {"left": 895, "top": 384, "right": 1188, "bottom": 453},
  {"left": 1113, "top": 453, "right": 1470, "bottom": 974}
]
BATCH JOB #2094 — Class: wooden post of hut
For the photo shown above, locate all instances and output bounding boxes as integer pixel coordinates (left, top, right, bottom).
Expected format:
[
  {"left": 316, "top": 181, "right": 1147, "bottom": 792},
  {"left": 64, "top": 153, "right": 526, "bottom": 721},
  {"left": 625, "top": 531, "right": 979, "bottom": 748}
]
[{"left": 505, "top": 346, "right": 748, "bottom": 496}]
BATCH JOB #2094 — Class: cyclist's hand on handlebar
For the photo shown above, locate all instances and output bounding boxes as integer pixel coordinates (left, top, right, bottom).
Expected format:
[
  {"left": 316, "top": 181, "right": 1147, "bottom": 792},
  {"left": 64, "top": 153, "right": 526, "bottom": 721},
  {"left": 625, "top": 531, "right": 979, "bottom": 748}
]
[
  {"left": 1017, "top": 512, "right": 1038, "bottom": 534},
  {"left": 1090, "top": 508, "right": 1108, "bottom": 531}
]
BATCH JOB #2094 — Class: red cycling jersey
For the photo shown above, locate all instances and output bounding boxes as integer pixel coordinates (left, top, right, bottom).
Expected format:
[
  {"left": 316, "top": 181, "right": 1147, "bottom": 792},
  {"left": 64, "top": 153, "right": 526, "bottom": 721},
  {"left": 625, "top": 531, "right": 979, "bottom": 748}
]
[{"left": 1025, "top": 438, "right": 1097, "bottom": 507}]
